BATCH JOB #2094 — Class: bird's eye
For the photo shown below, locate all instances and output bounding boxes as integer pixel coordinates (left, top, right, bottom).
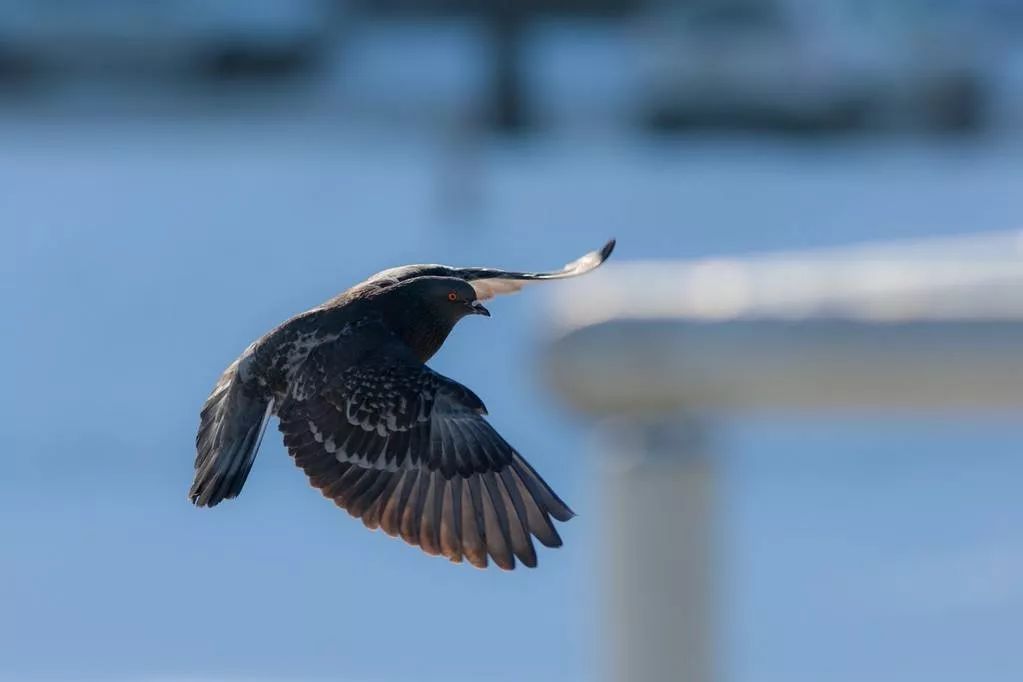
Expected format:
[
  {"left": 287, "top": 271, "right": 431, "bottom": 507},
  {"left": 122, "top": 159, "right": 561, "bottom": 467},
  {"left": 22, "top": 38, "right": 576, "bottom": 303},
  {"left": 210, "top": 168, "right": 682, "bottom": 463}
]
[{"left": 447, "top": 292, "right": 458, "bottom": 301}]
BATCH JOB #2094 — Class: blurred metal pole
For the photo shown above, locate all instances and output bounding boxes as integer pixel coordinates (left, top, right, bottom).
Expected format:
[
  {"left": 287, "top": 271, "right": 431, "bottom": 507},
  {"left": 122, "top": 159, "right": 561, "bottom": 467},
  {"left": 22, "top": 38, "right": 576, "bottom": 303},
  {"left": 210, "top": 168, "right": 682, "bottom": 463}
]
[
  {"left": 541, "top": 231, "right": 1023, "bottom": 682},
  {"left": 603, "top": 418, "right": 715, "bottom": 682}
]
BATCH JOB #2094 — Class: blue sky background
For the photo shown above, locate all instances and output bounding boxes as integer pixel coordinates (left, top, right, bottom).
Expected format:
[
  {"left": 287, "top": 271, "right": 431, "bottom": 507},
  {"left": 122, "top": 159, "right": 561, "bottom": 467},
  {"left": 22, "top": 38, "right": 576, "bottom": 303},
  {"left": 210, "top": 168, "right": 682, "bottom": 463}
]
[{"left": 3, "top": 120, "right": 1023, "bottom": 681}]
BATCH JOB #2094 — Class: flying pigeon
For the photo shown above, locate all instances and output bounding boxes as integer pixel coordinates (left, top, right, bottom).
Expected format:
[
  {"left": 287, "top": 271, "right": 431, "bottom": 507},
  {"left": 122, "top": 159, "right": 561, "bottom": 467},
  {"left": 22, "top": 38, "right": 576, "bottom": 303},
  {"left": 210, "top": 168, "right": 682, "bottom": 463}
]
[{"left": 190, "top": 239, "right": 615, "bottom": 569}]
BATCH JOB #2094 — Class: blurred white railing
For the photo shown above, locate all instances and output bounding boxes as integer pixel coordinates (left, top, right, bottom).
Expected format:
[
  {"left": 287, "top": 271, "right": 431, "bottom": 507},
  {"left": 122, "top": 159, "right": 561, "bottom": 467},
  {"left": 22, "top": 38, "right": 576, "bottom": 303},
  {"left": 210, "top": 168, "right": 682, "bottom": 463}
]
[{"left": 541, "top": 231, "right": 1023, "bottom": 682}]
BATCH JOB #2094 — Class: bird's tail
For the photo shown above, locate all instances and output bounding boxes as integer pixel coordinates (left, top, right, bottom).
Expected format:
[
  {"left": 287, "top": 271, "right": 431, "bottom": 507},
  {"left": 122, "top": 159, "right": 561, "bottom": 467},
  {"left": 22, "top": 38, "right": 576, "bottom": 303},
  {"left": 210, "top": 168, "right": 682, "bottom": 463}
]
[{"left": 190, "top": 359, "right": 272, "bottom": 507}]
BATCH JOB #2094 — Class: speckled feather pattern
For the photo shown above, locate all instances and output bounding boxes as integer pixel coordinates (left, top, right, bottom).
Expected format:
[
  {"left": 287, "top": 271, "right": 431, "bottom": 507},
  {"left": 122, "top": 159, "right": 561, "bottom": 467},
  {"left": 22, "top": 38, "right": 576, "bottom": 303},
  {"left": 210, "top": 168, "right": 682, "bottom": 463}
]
[{"left": 190, "top": 240, "right": 614, "bottom": 569}]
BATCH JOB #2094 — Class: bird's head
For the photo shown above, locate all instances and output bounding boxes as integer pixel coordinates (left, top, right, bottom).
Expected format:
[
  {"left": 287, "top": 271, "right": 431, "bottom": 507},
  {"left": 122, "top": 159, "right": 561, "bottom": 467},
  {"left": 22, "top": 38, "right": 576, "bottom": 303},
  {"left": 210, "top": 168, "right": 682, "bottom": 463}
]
[
  {"left": 428, "top": 277, "right": 491, "bottom": 320},
  {"left": 389, "top": 276, "right": 490, "bottom": 323},
  {"left": 379, "top": 276, "right": 490, "bottom": 361}
]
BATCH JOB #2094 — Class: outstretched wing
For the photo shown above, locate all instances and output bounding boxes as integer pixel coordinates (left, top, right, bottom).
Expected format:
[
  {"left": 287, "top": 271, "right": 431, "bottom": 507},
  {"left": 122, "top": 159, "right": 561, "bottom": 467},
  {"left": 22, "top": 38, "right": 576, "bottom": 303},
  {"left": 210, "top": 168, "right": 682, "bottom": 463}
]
[
  {"left": 462, "top": 238, "right": 616, "bottom": 300},
  {"left": 191, "top": 354, "right": 273, "bottom": 507},
  {"left": 277, "top": 343, "right": 574, "bottom": 569},
  {"left": 366, "top": 238, "right": 615, "bottom": 301}
]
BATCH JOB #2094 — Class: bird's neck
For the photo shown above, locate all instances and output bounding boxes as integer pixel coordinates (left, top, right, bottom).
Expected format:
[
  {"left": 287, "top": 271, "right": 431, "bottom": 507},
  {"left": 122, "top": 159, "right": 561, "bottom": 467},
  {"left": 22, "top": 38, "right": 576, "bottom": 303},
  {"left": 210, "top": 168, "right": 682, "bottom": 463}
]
[
  {"left": 373, "top": 285, "right": 460, "bottom": 363},
  {"left": 398, "top": 317, "right": 455, "bottom": 363}
]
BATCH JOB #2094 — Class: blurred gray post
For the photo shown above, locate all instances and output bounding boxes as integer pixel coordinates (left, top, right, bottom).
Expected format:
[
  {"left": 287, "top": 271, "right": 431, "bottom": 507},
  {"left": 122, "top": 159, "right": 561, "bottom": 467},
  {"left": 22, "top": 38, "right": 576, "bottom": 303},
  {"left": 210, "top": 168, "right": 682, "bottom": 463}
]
[
  {"left": 603, "top": 417, "right": 715, "bottom": 682},
  {"left": 541, "top": 231, "right": 1023, "bottom": 682}
]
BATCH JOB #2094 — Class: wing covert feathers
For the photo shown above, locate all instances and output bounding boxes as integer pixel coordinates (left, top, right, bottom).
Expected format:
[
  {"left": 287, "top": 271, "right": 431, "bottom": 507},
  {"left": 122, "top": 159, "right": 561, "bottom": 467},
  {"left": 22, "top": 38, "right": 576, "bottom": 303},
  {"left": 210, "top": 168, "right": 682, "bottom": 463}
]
[{"left": 279, "top": 353, "right": 573, "bottom": 569}]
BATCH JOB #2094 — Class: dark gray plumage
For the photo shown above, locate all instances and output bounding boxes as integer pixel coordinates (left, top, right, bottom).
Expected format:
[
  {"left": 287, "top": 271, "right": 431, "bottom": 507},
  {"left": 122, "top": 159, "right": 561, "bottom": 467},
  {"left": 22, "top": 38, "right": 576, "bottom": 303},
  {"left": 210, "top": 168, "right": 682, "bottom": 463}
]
[{"left": 191, "top": 239, "right": 615, "bottom": 569}]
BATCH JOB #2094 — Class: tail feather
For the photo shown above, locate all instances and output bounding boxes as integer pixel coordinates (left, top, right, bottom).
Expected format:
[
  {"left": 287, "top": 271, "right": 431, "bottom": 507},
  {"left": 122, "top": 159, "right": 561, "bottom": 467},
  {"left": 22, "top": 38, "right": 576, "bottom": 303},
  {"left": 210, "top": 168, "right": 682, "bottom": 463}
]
[{"left": 190, "top": 359, "right": 272, "bottom": 507}]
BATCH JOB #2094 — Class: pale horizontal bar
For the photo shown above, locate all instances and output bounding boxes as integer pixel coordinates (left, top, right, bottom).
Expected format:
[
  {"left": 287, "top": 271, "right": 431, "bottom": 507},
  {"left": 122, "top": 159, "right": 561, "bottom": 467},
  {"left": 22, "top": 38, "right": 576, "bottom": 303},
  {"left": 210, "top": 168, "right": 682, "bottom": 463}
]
[
  {"left": 546, "top": 319, "right": 1023, "bottom": 412},
  {"left": 542, "top": 231, "right": 1023, "bottom": 413}
]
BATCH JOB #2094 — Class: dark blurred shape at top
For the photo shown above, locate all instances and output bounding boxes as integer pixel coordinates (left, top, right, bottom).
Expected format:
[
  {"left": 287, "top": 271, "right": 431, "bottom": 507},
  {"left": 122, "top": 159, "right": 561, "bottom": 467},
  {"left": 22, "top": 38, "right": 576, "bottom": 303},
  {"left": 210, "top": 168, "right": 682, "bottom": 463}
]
[
  {"left": 361, "top": 0, "right": 640, "bottom": 18},
  {"left": 640, "top": 0, "right": 993, "bottom": 134},
  {"left": 0, "top": 0, "right": 1017, "bottom": 135},
  {"left": 359, "top": 0, "right": 642, "bottom": 133},
  {"left": 0, "top": 0, "right": 341, "bottom": 82}
]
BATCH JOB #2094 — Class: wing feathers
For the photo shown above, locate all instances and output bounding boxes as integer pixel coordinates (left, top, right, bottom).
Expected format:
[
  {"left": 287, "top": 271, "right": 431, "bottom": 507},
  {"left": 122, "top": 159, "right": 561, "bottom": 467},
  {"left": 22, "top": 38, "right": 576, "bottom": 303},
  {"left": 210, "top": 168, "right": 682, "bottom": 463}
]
[
  {"left": 278, "top": 349, "right": 572, "bottom": 569},
  {"left": 285, "top": 431, "right": 571, "bottom": 569},
  {"left": 419, "top": 471, "right": 443, "bottom": 557},
  {"left": 380, "top": 472, "right": 410, "bottom": 537},
  {"left": 361, "top": 472, "right": 398, "bottom": 531},
  {"left": 348, "top": 469, "right": 385, "bottom": 517},
  {"left": 190, "top": 361, "right": 272, "bottom": 507},
  {"left": 460, "top": 478, "right": 487, "bottom": 569},
  {"left": 497, "top": 470, "right": 538, "bottom": 567},
  {"left": 439, "top": 478, "right": 463, "bottom": 563},
  {"left": 398, "top": 469, "right": 423, "bottom": 546},
  {"left": 480, "top": 473, "right": 514, "bottom": 570},
  {"left": 510, "top": 452, "right": 575, "bottom": 523},
  {"left": 468, "top": 238, "right": 615, "bottom": 301},
  {"left": 506, "top": 466, "right": 562, "bottom": 548}
]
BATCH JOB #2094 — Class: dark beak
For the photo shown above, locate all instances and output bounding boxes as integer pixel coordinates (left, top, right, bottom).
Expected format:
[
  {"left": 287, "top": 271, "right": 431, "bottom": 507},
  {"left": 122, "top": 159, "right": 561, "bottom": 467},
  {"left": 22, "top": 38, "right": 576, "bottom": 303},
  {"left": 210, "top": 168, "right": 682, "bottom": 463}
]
[{"left": 470, "top": 300, "right": 491, "bottom": 317}]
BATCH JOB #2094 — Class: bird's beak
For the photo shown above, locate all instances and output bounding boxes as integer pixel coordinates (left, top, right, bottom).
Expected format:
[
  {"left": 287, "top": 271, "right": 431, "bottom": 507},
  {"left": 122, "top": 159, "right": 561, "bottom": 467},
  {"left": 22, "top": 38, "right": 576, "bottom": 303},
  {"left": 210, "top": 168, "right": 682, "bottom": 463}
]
[{"left": 470, "top": 300, "right": 491, "bottom": 317}]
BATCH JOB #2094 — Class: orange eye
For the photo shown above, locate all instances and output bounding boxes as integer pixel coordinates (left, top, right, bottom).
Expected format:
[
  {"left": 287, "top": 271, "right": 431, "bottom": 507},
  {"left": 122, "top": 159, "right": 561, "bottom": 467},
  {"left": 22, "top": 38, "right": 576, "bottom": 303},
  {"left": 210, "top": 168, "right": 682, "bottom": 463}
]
[{"left": 447, "top": 292, "right": 458, "bottom": 301}]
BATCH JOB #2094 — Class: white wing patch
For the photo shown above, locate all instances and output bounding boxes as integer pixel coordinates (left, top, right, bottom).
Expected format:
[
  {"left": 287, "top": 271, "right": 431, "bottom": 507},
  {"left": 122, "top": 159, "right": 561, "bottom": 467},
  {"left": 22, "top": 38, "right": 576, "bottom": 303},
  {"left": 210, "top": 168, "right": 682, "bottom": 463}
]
[
  {"left": 561, "top": 245, "right": 609, "bottom": 275},
  {"left": 469, "top": 240, "right": 614, "bottom": 301},
  {"left": 470, "top": 278, "right": 529, "bottom": 301}
]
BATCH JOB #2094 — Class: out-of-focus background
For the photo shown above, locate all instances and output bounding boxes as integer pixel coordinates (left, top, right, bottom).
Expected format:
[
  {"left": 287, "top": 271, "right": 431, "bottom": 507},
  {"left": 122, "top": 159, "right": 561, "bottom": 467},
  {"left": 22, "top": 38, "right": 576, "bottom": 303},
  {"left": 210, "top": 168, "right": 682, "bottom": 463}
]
[{"left": 2, "top": 1, "right": 1023, "bottom": 680}]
